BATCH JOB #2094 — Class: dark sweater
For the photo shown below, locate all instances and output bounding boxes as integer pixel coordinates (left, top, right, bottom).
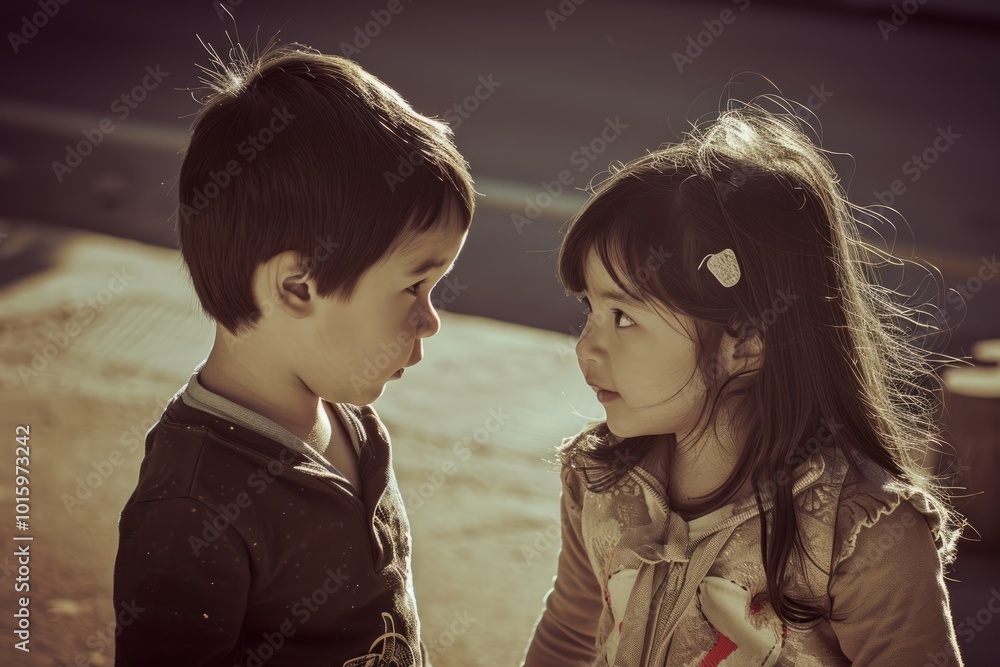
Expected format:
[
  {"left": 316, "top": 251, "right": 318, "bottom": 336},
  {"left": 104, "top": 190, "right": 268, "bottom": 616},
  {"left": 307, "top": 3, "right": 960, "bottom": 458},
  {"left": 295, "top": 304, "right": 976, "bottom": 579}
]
[{"left": 113, "top": 364, "right": 428, "bottom": 666}]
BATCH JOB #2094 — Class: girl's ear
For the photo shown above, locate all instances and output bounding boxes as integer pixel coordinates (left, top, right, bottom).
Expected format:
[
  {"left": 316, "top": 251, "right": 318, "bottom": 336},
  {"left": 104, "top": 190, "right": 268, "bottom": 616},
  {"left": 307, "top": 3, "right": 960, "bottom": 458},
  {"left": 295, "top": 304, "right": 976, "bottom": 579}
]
[
  {"left": 733, "top": 325, "right": 763, "bottom": 363},
  {"left": 733, "top": 333, "right": 763, "bottom": 360}
]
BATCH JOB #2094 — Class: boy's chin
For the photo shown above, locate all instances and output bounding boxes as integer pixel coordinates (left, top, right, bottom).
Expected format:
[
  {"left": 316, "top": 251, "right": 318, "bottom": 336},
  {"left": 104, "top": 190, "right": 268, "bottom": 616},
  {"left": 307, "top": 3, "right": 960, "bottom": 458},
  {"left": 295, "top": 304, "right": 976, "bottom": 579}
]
[{"left": 353, "top": 378, "right": 394, "bottom": 405}]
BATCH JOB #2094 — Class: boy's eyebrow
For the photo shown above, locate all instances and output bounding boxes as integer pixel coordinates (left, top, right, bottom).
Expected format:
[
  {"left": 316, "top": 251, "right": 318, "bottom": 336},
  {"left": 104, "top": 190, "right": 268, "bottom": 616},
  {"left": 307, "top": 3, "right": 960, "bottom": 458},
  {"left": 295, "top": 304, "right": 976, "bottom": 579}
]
[{"left": 405, "top": 257, "right": 454, "bottom": 277}]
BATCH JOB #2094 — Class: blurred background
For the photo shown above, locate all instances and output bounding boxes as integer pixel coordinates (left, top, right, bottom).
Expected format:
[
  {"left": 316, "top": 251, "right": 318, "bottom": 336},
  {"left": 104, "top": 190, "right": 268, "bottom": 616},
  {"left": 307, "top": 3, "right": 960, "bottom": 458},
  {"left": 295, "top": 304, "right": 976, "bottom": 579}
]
[{"left": 1, "top": 0, "right": 998, "bottom": 665}]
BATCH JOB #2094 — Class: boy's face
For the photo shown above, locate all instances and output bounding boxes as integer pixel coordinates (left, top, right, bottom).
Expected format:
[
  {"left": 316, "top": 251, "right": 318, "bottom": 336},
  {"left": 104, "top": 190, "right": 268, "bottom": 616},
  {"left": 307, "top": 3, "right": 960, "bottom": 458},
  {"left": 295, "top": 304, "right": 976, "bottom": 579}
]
[
  {"left": 304, "top": 215, "right": 469, "bottom": 406},
  {"left": 575, "top": 249, "right": 707, "bottom": 440}
]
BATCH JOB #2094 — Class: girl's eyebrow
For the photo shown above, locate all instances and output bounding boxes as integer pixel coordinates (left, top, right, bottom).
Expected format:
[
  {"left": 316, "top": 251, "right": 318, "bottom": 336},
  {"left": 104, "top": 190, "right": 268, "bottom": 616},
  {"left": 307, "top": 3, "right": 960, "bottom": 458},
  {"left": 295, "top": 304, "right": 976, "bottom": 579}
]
[{"left": 585, "top": 288, "right": 644, "bottom": 307}]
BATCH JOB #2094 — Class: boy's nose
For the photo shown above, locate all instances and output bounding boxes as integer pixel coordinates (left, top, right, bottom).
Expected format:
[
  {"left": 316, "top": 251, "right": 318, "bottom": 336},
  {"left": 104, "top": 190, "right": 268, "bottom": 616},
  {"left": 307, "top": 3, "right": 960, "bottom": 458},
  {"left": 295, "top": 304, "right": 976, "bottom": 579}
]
[{"left": 415, "top": 298, "right": 441, "bottom": 338}]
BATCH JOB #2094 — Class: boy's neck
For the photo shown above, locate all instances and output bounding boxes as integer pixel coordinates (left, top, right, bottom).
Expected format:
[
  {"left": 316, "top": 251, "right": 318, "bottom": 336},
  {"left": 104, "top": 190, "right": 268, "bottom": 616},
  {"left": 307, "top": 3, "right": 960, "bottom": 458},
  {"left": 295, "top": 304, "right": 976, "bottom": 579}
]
[{"left": 199, "top": 347, "right": 334, "bottom": 455}]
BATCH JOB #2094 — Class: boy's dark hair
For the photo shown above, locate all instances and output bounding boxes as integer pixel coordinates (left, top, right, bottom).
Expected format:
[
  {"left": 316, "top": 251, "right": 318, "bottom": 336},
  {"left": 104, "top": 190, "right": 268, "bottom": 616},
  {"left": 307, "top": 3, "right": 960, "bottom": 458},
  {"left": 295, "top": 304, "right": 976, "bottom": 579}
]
[{"left": 176, "top": 42, "right": 475, "bottom": 335}]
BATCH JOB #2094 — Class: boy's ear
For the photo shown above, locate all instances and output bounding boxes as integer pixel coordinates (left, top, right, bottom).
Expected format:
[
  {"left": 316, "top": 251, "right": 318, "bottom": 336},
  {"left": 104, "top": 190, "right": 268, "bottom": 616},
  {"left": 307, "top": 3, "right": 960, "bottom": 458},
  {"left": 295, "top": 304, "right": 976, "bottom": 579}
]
[
  {"left": 281, "top": 271, "right": 310, "bottom": 304},
  {"left": 269, "top": 251, "right": 313, "bottom": 318}
]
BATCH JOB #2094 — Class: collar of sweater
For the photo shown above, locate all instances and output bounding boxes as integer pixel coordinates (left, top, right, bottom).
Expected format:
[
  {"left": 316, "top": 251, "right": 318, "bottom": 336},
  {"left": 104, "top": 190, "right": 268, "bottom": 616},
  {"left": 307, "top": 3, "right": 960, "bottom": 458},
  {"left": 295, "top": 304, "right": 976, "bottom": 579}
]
[{"left": 624, "top": 450, "right": 828, "bottom": 557}]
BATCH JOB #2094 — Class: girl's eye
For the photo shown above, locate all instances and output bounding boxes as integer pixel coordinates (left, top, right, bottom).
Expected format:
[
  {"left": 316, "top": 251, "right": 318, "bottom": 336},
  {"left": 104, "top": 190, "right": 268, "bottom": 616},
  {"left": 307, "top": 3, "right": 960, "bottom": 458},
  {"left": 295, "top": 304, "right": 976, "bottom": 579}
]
[
  {"left": 579, "top": 296, "right": 635, "bottom": 329},
  {"left": 406, "top": 279, "right": 428, "bottom": 295}
]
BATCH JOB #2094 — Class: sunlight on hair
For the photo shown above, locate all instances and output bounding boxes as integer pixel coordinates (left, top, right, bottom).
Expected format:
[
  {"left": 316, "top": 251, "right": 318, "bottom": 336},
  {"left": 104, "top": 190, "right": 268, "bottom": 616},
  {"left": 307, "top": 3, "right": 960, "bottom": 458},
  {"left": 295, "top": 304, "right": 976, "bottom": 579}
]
[{"left": 187, "top": 21, "right": 288, "bottom": 106}]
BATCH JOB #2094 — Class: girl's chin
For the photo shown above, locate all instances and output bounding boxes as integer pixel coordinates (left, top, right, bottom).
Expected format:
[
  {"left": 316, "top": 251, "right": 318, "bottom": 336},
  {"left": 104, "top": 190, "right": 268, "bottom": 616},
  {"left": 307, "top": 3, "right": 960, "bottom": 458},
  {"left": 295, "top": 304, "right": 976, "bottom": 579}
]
[{"left": 606, "top": 419, "right": 675, "bottom": 441}]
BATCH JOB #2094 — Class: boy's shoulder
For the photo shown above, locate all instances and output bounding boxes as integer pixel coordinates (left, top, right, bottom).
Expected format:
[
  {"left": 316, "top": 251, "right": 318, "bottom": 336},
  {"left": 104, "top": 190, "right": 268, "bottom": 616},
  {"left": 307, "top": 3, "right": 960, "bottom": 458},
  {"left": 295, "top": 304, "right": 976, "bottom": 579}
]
[
  {"left": 128, "top": 396, "right": 388, "bottom": 508},
  {"left": 126, "top": 398, "right": 285, "bottom": 507}
]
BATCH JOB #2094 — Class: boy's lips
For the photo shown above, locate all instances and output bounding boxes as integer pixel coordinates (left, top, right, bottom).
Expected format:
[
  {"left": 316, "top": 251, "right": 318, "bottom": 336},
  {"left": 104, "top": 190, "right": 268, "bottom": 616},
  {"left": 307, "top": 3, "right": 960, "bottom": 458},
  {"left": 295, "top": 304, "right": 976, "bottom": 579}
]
[
  {"left": 392, "top": 357, "right": 420, "bottom": 379},
  {"left": 391, "top": 351, "right": 422, "bottom": 379}
]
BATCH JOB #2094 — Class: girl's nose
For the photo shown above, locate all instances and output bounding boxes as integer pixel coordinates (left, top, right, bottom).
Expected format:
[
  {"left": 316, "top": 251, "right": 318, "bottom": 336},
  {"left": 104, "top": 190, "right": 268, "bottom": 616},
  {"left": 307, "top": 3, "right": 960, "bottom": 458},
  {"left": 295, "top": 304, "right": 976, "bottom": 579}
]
[{"left": 576, "top": 325, "right": 600, "bottom": 364}]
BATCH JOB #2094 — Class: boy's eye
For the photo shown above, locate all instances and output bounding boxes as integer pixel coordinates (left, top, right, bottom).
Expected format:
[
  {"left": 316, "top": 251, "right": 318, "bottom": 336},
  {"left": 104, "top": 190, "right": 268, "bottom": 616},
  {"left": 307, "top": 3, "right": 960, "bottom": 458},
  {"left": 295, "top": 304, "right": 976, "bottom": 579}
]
[
  {"left": 406, "top": 279, "right": 428, "bottom": 295},
  {"left": 613, "top": 310, "right": 636, "bottom": 328}
]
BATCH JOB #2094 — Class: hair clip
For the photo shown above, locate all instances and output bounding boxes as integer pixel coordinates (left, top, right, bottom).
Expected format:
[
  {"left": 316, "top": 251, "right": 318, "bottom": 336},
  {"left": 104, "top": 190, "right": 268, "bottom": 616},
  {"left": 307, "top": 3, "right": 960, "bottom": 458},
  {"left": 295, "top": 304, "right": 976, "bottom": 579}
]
[{"left": 698, "top": 248, "right": 740, "bottom": 287}]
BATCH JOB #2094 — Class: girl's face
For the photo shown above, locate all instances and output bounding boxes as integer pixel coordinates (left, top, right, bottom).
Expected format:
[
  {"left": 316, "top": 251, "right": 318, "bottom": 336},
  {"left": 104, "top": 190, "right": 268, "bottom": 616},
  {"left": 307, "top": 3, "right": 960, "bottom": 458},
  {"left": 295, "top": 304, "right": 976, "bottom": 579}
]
[{"left": 576, "top": 249, "right": 707, "bottom": 440}]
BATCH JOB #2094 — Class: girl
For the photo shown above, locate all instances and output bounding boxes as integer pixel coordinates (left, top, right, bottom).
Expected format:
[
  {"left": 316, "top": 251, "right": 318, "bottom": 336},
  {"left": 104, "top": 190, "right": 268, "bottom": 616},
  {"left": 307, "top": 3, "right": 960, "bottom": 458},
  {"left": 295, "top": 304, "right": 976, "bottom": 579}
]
[{"left": 522, "top": 96, "right": 967, "bottom": 666}]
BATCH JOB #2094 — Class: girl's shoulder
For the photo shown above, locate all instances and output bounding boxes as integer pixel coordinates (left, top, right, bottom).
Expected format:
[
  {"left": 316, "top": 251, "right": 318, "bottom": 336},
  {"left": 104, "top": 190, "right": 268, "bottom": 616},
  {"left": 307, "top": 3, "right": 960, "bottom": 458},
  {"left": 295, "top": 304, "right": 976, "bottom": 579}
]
[
  {"left": 802, "top": 446, "right": 956, "bottom": 579},
  {"left": 555, "top": 423, "right": 610, "bottom": 512}
]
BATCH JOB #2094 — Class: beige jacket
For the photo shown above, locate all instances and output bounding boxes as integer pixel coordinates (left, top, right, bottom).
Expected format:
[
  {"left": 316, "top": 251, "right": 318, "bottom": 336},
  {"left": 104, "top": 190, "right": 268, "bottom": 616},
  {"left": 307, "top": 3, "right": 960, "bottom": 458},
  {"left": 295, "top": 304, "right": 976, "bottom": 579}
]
[{"left": 523, "top": 428, "right": 963, "bottom": 666}]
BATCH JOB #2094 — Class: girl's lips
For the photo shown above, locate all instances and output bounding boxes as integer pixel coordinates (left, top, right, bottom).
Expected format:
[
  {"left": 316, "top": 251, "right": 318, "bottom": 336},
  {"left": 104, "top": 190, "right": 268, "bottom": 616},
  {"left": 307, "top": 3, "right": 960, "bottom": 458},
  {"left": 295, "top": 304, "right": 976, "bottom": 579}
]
[
  {"left": 588, "top": 382, "right": 620, "bottom": 403},
  {"left": 597, "top": 389, "right": 620, "bottom": 403}
]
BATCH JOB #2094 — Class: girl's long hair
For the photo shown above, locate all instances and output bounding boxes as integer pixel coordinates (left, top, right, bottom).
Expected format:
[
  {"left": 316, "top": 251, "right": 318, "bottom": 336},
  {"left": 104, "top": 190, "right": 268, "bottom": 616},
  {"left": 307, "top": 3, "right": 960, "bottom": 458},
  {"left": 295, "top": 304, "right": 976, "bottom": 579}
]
[{"left": 557, "top": 93, "right": 967, "bottom": 626}]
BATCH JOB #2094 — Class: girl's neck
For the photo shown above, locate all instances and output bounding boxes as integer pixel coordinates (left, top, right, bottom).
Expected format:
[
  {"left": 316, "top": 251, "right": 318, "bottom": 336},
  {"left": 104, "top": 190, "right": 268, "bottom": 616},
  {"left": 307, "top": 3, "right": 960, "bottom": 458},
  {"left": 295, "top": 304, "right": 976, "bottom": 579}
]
[{"left": 653, "top": 414, "right": 753, "bottom": 519}]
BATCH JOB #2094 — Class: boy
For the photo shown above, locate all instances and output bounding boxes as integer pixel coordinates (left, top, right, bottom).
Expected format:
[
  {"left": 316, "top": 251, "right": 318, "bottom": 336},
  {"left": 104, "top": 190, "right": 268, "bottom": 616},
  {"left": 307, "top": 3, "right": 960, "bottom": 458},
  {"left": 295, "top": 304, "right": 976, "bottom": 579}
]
[{"left": 112, "top": 42, "right": 474, "bottom": 666}]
